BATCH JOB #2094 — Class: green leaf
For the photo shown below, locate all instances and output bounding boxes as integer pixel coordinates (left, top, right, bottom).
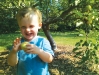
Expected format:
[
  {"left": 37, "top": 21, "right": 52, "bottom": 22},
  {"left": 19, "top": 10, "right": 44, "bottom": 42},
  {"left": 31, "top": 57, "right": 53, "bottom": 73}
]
[
  {"left": 76, "top": 51, "right": 82, "bottom": 56},
  {"left": 80, "top": 56, "right": 89, "bottom": 64},
  {"left": 79, "top": 50, "right": 90, "bottom": 64},
  {"left": 82, "top": 41, "right": 89, "bottom": 46},
  {"left": 73, "top": 47, "right": 79, "bottom": 52},
  {"left": 80, "top": 40, "right": 83, "bottom": 43},
  {"left": 95, "top": 57, "right": 99, "bottom": 64},
  {"left": 75, "top": 42, "right": 81, "bottom": 47},
  {"left": 74, "top": 10, "right": 83, "bottom": 18},
  {"left": 94, "top": 45, "right": 98, "bottom": 50}
]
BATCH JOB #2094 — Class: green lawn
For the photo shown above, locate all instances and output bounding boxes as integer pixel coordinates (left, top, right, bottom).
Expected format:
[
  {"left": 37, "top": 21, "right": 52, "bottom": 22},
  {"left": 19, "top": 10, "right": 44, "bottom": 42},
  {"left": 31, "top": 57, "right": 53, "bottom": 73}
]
[
  {"left": 0, "top": 30, "right": 97, "bottom": 51},
  {"left": 51, "top": 31, "right": 97, "bottom": 45},
  {"left": 0, "top": 32, "right": 21, "bottom": 51}
]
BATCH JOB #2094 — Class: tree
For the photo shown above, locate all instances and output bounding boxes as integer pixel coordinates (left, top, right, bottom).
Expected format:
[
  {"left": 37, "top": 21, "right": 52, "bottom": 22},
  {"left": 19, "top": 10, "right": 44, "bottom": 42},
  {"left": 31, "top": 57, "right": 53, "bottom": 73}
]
[{"left": 0, "top": 0, "right": 99, "bottom": 51}]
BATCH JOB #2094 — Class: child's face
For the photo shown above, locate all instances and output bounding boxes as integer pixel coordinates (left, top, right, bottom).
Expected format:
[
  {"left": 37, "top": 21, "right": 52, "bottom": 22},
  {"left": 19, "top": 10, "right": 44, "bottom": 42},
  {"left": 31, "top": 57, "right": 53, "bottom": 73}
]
[{"left": 19, "top": 15, "right": 42, "bottom": 41}]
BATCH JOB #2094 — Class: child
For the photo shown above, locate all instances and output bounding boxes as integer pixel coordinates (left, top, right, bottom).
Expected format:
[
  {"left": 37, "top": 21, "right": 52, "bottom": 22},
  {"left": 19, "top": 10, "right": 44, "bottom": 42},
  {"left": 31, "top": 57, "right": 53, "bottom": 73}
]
[{"left": 7, "top": 7, "right": 54, "bottom": 75}]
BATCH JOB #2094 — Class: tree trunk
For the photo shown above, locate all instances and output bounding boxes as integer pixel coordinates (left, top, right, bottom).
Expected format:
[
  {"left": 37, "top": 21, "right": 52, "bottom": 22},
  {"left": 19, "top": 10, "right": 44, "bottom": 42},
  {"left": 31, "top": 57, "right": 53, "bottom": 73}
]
[{"left": 42, "top": 24, "right": 57, "bottom": 51}]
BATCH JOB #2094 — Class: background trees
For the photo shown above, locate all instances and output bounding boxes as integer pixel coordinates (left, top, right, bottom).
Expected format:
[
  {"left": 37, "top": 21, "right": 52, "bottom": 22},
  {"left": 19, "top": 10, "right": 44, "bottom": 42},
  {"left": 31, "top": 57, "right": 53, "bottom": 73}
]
[
  {"left": 0, "top": 0, "right": 99, "bottom": 33},
  {"left": 0, "top": 0, "right": 99, "bottom": 50}
]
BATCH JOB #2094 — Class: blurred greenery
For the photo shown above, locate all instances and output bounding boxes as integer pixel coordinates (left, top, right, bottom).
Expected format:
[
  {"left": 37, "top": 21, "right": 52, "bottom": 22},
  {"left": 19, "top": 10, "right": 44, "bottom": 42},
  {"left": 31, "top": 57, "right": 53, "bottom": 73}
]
[
  {"left": 0, "top": 0, "right": 99, "bottom": 75},
  {"left": 0, "top": 30, "right": 97, "bottom": 51},
  {"left": 0, "top": 0, "right": 99, "bottom": 33}
]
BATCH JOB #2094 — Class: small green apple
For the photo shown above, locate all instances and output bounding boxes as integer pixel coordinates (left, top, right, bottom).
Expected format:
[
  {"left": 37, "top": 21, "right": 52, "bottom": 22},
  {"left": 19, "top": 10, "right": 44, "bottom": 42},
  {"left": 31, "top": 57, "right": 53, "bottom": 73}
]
[
  {"left": 85, "top": 5, "right": 92, "bottom": 11},
  {"left": 87, "top": 19, "right": 92, "bottom": 25},
  {"left": 21, "top": 42, "right": 29, "bottom": 50}
]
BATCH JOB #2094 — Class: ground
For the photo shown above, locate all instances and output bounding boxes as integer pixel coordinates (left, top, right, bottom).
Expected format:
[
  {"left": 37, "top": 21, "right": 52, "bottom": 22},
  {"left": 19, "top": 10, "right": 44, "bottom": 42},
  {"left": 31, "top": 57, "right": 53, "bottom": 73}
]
[
  {"left": 49, "top": 45, "right": 77, "bottom": 75},
  {"left": 49, "top": 45, "right": 99, "bottom": 75},
  {"left": 0, "top": 45, "right": 99, "bottom": 75}
]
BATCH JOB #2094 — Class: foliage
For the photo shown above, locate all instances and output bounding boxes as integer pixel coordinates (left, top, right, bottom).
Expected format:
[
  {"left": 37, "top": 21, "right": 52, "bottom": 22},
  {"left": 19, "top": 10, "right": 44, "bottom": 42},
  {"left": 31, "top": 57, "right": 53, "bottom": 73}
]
[
  {"left": 73, "top": 39, "right": 99, "bottom": 63},
  {"left": 0, "top": 0, "right": 99, "bottom": 33},
  {"left": 73, "top": 2, "right": 99, "bottom": 73},
  {"left": 73, "top": 37, "right": 99, "bottom": 73},
  {"left": 0, "top": 0, "right": 35, "bottom": 33}
]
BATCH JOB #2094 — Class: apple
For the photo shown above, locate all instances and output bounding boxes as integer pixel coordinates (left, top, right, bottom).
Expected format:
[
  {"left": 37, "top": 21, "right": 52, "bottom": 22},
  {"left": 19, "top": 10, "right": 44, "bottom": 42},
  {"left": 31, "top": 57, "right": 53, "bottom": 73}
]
[
  {"left": 85, "top": 5, "right": 92, "bottom": 11},
  {"left": 92, "top": 16, "right": 95, "bottom": 20},
  {"left": 87, "top": 19, "right": 92, "bottom": 25},
  {"left": 21, "top": 42, "right": 29, "bottom": 50}
]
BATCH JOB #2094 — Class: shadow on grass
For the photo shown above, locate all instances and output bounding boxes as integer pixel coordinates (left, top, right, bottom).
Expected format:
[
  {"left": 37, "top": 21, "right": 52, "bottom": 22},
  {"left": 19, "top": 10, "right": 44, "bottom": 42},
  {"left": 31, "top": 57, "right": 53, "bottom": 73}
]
[
  {"left": 49, "top": 45, "right": 98, "bottom": 75},
  {"left": 49, "top": 58, "right": 98, "bottom": 75},
  {"left": 0, "top": 45, "right": 98, "bottom": 75},
  {"left": 0, "top": 50, "right": 16, "bottom": 75}
]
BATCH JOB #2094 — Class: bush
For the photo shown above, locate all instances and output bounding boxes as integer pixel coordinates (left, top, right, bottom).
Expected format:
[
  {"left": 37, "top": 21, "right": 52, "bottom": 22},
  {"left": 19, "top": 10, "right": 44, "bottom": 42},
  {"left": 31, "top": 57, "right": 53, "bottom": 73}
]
[{"left": 0, "top": 18, "right": 19, "bottom": 34}]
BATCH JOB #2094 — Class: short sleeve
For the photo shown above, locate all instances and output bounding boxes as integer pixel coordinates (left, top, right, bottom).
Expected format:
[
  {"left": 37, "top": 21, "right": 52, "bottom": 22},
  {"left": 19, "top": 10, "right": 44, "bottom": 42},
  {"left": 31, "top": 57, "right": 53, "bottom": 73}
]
[{"left": 42, "top": 38, "right": 54, "bottom": 56}]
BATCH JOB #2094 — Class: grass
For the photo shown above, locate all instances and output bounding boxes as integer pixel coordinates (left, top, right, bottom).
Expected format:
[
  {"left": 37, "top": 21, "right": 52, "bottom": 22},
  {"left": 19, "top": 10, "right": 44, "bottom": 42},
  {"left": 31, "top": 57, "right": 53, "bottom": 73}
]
[
  {"left": 0, "top": 33, "right": 21, "bottom": 51},
  {"left": 51, "top": 30, "right": 97, "bottom": 46},
  {"left": 0, "top": 30, "right": 98, "bottom": 51}
]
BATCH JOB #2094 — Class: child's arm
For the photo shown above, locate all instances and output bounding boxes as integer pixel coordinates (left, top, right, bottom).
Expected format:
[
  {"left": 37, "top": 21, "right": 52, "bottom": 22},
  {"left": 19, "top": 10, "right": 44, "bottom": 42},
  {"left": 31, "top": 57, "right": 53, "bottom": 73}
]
[
  {"left": 38, "top": 49, "right": 53, "bottom": 63},
  {"left": 7, "top": 38, "right": 21, "bottom": 66},
  {"left": 25, "top": 44, "right": 54, "bottom": 63},
  {"left": 7, "top": 50, "right": 18, "bottom": 66}
]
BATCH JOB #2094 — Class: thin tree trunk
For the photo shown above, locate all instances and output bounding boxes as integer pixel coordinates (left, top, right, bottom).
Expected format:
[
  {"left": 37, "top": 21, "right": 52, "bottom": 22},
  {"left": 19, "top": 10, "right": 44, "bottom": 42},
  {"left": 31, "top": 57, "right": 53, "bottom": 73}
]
[{"left": 42, "top": 24, "right": 57, "bottom": 51}]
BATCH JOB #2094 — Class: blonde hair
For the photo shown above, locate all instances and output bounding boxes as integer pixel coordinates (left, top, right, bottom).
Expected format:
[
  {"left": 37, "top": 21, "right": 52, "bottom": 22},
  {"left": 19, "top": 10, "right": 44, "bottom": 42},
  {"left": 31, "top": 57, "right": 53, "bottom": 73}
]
[{"left": 16, "top": 7, "right": 42, "bottom": 24}]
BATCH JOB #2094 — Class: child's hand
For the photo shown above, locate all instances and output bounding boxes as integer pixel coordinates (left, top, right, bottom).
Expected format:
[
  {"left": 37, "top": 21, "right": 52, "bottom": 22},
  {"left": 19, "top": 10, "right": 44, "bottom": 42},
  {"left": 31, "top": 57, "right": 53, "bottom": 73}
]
[
  {"left": 24, "top": 44, "right": 41, "bottom": 54},
  {"left": 12, "top": 37, "right": 21, "bottom": 53}
]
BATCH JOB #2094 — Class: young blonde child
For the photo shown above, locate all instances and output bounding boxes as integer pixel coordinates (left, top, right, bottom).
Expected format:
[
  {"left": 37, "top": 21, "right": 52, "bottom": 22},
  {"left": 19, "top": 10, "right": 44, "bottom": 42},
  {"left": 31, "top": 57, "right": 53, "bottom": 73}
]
[{"left": 7, "top": 7, "right": 54, "bottom": 75}]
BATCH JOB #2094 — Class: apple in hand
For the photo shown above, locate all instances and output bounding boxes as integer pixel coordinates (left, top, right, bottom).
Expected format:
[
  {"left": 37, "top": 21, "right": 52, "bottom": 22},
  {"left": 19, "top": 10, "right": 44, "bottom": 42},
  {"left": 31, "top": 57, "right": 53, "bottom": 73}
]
[{"left": 21, "top": 42, "right": 29, "bottom": 50}]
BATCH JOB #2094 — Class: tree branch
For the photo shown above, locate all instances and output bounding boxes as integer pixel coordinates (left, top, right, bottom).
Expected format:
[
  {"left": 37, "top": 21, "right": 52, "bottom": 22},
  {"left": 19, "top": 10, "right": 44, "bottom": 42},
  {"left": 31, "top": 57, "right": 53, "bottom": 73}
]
[{"left": 43, "top": 5, "right": 77, "bottom": 25}]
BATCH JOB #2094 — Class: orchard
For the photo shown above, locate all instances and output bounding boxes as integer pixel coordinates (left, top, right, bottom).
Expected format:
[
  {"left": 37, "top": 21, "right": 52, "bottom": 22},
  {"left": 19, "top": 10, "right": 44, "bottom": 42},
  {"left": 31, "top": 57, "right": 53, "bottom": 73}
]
[{"left": 0, "top": 0, "right": 99, "bottom": 75}]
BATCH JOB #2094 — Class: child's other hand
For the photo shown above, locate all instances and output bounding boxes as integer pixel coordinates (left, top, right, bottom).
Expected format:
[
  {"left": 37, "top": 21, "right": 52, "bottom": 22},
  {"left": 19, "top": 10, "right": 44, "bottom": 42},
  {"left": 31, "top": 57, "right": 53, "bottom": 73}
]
[
  {"left": 12, "top": 37, "right": 21, "bottom": 53},
  {"left": 25, "top": 44, "right": 41, "bottom": 54}
]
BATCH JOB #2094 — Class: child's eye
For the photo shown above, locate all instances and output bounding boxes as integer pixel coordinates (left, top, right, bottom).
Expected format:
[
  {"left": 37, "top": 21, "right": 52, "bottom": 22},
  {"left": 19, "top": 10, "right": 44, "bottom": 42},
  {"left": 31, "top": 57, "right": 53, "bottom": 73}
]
[
  {"left": 30, "top": 25, "right": 34, "bottom": 28},
  {"left": 21, "top": 26, "right": 26, "bottom": 29}
]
